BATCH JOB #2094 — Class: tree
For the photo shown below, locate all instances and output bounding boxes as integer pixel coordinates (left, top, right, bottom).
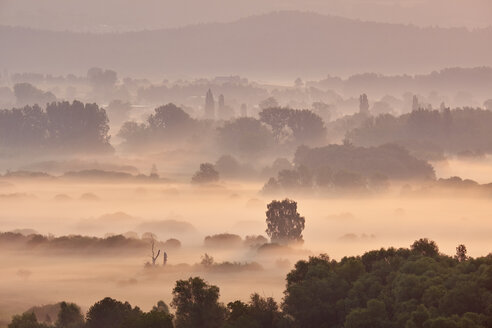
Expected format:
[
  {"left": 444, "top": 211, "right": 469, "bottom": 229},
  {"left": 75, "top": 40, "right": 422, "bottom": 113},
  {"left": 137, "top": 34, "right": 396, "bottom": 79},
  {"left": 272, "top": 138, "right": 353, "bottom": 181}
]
[
  {"left": 412, "top": 95, "right": 420, "bottom": 111},
  {"left": 259, "top": 97, "right": 279, "bottom": 110},
  {"left": 205, "top": 89, "right": 215, "bottom": 119},
  {"left": 13, "top": 83, "right": 56, "bottom": 106},
  {"left": 123, "top": 311, "right": 173, "bottom": 328},
  {"left": 8, "top": 312, "right": 48, "bottom": 328},
  {"left": 45, "top": 101, "right": 112, "bottom": 153},
  {"left": 359, "top": 94, "right": 369, "bottom": 115},
  {"left": 150, "top": 237, "right": 161, "bottom": 266},
  {"left": 171, "top": 277, "right": 226, "bottom": 328},
  {"left": 147, "top": 103, "right": 194, "bottom": 135},
  {"left": 259, "top": 108, "right": 326, "bottom": 145},
  {"left": 85, "top": 297, "right": 139, "bottom": 328},
  {"left": 455, "top": 244, "right": 468, "bottom": 262},
  {"left": 225, "top": 293, "right": 284, "bottom": 328},
  {"left": 56, "top": 302, "right": 84, "bottom": 328},
  {"left": 152, "top": 301, "right": 170, "bottom": 314},
  {"left": 410, "top": 238, "right": 439, "bottom": 257},
  {"left": 265, "top": 199, "right": 305, "bottom": 244},
  {"left": 87, "top": 67, "right": 117, "bottom": 89},
  {"left": 345, "top": 299, "right": 389, "bottom": 328},
  {"left": 191, "top": 163, "right": 219, "bottom": 184},
  {"left": 217, "top": 117, "right": 274, "bottom": 156}
]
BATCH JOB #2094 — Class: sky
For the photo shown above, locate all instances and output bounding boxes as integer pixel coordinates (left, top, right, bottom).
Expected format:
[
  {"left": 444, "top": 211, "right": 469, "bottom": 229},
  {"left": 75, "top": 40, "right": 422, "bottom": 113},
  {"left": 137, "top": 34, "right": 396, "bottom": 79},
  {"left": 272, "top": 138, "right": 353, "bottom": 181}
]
[{"left": 0, "top": 0, "right": 491, "bottom": 32}]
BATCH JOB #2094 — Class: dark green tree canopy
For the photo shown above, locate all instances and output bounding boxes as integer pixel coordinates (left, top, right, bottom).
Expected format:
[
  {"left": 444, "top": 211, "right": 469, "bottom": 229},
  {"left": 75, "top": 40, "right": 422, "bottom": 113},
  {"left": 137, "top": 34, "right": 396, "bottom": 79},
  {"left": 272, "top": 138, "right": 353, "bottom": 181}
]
[{"left": 171, "top": 277, "right": 226, "bottom": 328}]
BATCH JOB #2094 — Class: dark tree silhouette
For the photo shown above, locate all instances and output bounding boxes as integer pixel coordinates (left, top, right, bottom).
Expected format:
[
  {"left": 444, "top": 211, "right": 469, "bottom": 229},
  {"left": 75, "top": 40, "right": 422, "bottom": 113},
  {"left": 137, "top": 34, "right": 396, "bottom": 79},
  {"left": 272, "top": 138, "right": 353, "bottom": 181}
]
[
  {"left": 411, "top": 238, "right": 439, "bottom": 257},
  {"left": 359, "top": 93, "right": 369, "bottom": 115},
  {"left": 56, "top": 302, "right": 84, "bottom": 328},
  {"left": 85, "top": 298, "right": 139, "bottom": 328},
  {"left": 13, "top": 83, "right": 56, "bottom": 106},
  {"left": 455, "top": 244, "right": 468, "bottom": 262},
  {"left": 8, "top": 312, "right": 48, "bottom": 328},
  {"left": 205, "top": 89, "right": 215, "bottom": 120},
  {"left": 171, "top": 277, "right": 226, "bottom": 328},
  {"left": 265, "top": 199, "right": 305, "bottom": 244},
  {"left": 259, "top": 107, "right": 326, "bottom": 145},
  {"left": 191, "top": 163, "right": 219, "bottom": 184}
]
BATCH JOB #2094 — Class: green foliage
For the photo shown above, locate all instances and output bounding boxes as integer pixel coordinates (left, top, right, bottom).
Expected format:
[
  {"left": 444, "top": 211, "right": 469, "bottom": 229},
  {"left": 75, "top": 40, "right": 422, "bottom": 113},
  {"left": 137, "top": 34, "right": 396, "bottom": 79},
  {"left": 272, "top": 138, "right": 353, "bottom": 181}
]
[
  {"left": 224, "top": 293, "right": 288, "bottom": 328},
  {"left": 56, "top": 302, "right": 84, "bottom": 328},
  {"left": 283, "top": 240, "right": 492, "bottom": 328},
  {"left": 171, "top": 277, "right": 226, "bottom": 328},
  {"left": 85, "top": 297, "right": 140, "bottom": 328},
  {"left": 8, "top": 312, "right": 48, "bottom": 328}
]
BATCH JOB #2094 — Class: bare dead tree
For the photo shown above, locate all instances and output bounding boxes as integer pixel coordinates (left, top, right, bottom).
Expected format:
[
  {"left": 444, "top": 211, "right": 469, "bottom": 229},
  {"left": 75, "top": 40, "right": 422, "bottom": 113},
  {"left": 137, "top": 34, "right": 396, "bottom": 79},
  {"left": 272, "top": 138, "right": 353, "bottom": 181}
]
[{"left": 151, "top": 238, "right": 161, "bottom": 266}]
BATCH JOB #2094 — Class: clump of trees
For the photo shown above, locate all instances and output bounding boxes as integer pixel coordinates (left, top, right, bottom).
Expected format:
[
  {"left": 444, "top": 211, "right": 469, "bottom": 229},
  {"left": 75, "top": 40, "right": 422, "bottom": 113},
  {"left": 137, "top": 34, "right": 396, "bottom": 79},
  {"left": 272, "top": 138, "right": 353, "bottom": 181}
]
[
  {"left": 118, "top": 103, "right": 207, "bottom": 150},
  {"left": 11, "top": 239, "right": 491, "bottom": 328},
  {"left": 0, "top": 101, "right": 112, "bottom": 154},
  {"left": 294, "top": 143, "right": 435, "bottom": 181},
  {"left": 347, "top": 107, "right": 492, "bottom": 155},
  {"left": 0, "top": 232, "right": 180, "bottom": 254},
  {"left": 191, "top": 163, "right": 219, "bottom": 184},
  {"left": 262, "top": 142, "right": 432, "bottom": 195}
]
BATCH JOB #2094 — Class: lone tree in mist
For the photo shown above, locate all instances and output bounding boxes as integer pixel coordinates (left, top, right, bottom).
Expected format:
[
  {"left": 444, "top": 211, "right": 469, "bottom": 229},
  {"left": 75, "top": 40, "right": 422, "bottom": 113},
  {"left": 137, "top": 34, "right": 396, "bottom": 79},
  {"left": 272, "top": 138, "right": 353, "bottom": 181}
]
[
  {"left": 191, "top": 163, "right": 219, "bottom": 184},
  {"left": 150, "top": 238, "right": 161, "bottom": 266},
  {"left": 265, "top": 199, "right": 305, "bottom": 244}
]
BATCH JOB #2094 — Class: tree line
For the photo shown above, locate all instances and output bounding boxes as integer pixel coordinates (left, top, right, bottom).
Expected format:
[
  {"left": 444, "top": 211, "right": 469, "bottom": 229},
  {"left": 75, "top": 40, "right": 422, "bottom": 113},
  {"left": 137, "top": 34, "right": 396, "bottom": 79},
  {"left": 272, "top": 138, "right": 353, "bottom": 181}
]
[
  {"left": 0, "top": 100, "right": 112, "bottom": 154},
  {"left": 8, "top": 239, "right": 492, "bottom": 328}
]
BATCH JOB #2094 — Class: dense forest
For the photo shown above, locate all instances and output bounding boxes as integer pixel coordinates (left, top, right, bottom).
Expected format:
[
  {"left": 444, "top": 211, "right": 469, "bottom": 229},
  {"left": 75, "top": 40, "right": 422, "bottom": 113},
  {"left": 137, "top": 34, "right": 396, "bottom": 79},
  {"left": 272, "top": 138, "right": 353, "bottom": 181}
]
[{"left": 8, "top": 239, "right": 492, "bottom": 328}]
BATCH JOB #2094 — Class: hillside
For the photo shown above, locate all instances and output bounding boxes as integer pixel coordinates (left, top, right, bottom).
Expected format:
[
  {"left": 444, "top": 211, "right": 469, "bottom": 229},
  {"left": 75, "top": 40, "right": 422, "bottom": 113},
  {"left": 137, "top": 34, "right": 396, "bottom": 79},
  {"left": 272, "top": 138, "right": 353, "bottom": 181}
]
[{"left": 1, "top": 11, "right": 492, "bottom": 78}]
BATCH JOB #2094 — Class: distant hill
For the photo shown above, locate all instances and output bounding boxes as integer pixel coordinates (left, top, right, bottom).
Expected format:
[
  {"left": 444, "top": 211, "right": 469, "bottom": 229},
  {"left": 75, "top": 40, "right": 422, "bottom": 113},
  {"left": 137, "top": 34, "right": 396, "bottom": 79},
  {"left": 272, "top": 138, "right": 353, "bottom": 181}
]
[{"left": 1, "top": 11, "right": 492, "bottom": 78}]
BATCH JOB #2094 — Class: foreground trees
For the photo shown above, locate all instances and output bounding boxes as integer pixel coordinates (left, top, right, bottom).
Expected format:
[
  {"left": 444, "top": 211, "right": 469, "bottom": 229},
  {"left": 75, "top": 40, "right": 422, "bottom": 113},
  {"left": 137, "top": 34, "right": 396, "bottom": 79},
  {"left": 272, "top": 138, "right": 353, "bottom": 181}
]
[
  {"left": 9, "top": 240, "right": 492, "bottom": 328},
  {"left": 171, "top": 277, "right": 225, "bottom": 328}
]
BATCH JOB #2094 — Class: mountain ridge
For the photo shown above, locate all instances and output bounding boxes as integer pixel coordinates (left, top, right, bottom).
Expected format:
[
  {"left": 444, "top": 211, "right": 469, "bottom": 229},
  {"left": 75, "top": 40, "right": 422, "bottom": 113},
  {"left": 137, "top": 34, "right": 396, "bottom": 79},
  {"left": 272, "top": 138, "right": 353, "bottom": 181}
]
[{"left": 1, "top": 11, "right": 491, "bottom": 79}]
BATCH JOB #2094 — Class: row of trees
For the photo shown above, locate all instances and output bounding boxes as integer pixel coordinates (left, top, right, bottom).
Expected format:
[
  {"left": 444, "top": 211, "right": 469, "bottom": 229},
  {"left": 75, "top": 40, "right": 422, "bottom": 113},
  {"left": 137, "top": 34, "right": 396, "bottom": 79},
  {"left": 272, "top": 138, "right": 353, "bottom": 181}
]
[
  {"left": 347, "top": 107, "right": 492, "bottom": 155},
  {"left": 0, "top": 101, "right": 112, "bottom": 154},
  {"left": 118, "top": 103, "right": 327, "bottom": 155},
  {"left": 10, "top": 239, "right": 492, "bottom": 328}
]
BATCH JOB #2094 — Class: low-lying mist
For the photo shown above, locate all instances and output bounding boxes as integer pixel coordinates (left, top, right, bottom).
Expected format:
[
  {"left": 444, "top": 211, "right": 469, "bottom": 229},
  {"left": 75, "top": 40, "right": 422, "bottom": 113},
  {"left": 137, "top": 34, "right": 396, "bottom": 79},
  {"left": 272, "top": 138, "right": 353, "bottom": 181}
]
[{"left": 1, "top": 168, "right": 491, "bottom": 326}]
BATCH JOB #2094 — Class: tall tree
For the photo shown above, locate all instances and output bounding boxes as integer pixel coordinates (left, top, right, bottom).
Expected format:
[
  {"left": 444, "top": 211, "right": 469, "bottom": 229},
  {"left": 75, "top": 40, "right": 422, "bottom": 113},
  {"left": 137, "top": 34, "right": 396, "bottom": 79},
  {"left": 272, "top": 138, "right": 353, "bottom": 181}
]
[
  {"left": 171, "top": 277, "right": 226, "bottom": 328},
  {"left": 265, "top": 199, "right": 305, "bottom": 244},
  {"left": 205, "top": 89, "right": 215, "bottom": 120}
]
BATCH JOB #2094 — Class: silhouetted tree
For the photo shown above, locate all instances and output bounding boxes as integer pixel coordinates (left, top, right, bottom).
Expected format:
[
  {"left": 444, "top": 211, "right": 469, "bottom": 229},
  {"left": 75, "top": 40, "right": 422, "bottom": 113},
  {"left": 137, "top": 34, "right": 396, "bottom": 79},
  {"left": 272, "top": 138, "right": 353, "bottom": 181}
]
[
  {"left": 13, "top": 83, "right": 56, "bottom": 106},
  {"left": 259, "top": 97, "right": 279, "bottom": 110},
  {"left": 412, "top": 95, "right": 420, "bottom": 111},
  {"left": 8, "top": 312, "right": 48, "bottom": 328},
  {"left": 359, "top": 94, "right": 369, "bottom": 115},
  {"left": 411, "top": 238, "right": 439, "bottom": 257},
  {"left": 171, "top": 277, "right": 226, "bottom": 328},
  {"left": 152, "top": 301, "right": 170, "bottom": 314},
  {"left": 217, "top": 117, "right": 273, "bottom": 156},
  {"left": 191, "top": 163, "right": 219, "bottom": 184},
  {"left": 85, "top": 297, "right": 139, "bottom": 328},
  {"left": 87, "top": 68, "right": 117, "bottom": 89},
  {"left": 455, "top": 244, "right": 468, "bottom": 262},
  {"left": 265, "top": 199, "right": 305, "bottom": 244},
  {"left": 56, "top": 302, "right": 84, "bottom": 328},
  {"left": 205, "top": 89, "right": 215, "bottom": 120}
]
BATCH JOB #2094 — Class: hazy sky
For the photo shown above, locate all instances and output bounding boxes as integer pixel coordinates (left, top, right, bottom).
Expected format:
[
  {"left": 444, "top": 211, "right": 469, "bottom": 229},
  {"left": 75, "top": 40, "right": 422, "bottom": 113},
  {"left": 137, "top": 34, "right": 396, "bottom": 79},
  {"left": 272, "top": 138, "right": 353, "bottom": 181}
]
[{"left": 0, "top": 0, "right": 491, "bottom": 32}]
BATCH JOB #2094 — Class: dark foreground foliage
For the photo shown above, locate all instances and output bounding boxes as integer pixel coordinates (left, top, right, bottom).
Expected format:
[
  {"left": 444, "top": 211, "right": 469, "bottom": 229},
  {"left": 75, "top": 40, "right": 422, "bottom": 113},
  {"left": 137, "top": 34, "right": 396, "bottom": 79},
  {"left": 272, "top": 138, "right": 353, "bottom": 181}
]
[{"left": 9, "top": 239, "right": 492, "bottom": 328}]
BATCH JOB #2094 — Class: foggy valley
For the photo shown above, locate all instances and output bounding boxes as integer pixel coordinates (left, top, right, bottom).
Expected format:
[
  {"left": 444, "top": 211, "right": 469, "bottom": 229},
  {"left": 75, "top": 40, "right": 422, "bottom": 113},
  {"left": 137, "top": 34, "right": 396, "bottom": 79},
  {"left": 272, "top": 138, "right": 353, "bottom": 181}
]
[{"left": 0, "top": 2, "right": 491, "bottom": 328}]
